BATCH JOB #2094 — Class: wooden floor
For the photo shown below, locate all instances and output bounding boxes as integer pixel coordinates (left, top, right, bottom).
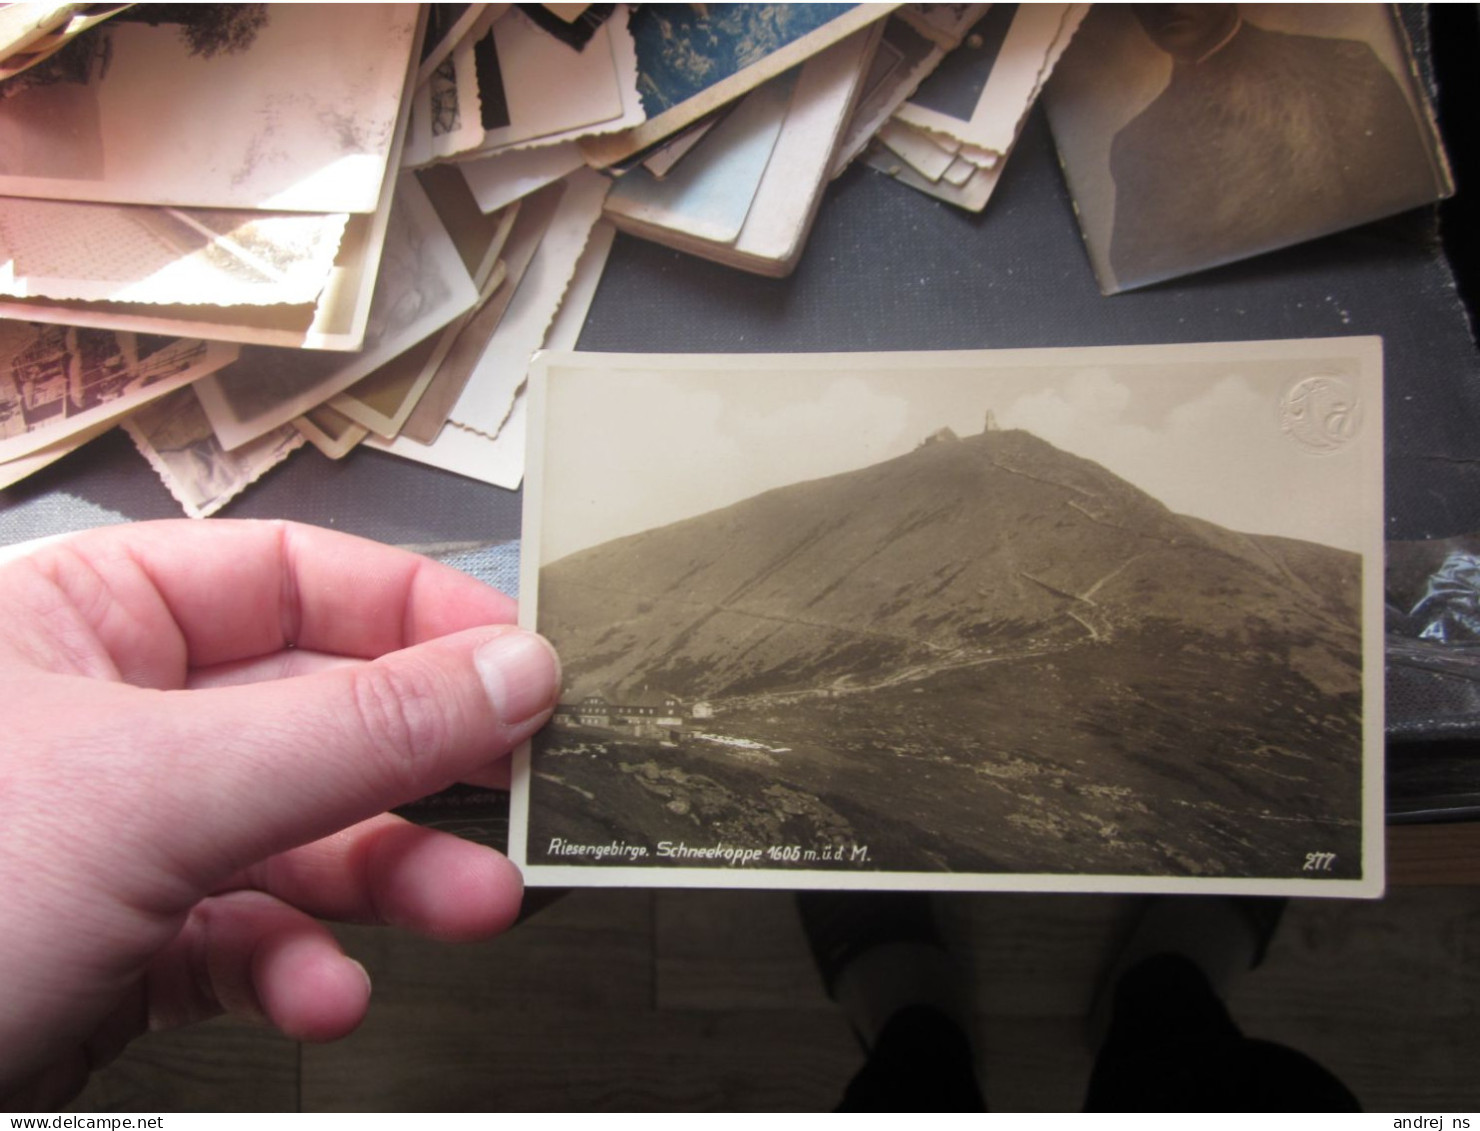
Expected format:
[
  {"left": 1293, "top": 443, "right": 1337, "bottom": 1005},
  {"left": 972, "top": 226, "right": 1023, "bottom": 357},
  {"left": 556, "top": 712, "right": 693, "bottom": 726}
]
[{"left": 67, "top": 854, "right": 1480, "bottom": 1112}]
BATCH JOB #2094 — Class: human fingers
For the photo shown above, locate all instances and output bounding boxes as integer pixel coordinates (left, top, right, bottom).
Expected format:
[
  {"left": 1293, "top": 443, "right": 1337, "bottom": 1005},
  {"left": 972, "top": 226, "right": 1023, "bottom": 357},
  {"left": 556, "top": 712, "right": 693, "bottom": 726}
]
[
  {"left": 0, "top": 890, "right": 371, "bottom": 1107},
  {"left": 185, "top": 649, "right": 364, "bottom": 689},
  {"left": 147, "top": 890, "right": 371, "bottom": 1041},
  {"left": 221, "top": 813, "right": 522, "bottom": 940},
  {"left": 0, "top": 520, "right": 518, "bottom": 688},
  {"left": 188, "top": 654, "right": 518, "bottom": 788},
  {"left": 460, "top": 762, "right": 513, "bottom": 790},
  {"left": 81, "top": 624, "right": 557, "bottom": 896}
]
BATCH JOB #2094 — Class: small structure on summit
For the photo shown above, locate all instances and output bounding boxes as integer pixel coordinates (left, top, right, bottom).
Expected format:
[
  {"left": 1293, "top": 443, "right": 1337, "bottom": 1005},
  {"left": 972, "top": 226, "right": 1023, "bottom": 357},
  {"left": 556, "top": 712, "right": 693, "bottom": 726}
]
[{"left": 918, "top": 426, "right": 960, "bottom": 448}]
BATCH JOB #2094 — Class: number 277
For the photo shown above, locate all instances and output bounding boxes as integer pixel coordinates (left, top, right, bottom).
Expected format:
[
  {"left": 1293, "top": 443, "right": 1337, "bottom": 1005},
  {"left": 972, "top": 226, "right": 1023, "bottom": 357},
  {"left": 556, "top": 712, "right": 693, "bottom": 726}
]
[{"left": 1303, "top": 852, "right": 1336, "bottom": 872}]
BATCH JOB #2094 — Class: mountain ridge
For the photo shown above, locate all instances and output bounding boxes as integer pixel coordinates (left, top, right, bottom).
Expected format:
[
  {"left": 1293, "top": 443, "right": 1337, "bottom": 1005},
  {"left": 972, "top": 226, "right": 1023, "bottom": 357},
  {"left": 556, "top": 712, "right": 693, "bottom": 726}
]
[
  {"left": 529, "top": 423, "right": 1366, "bottom": 878},
  {"left": 540, "top": 426, "right": 1359, "bottom": 704}
]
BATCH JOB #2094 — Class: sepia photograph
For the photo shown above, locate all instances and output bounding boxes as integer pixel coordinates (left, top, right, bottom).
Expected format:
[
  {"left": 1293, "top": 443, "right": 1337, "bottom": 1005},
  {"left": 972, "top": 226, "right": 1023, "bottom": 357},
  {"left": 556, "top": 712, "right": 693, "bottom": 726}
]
[
  {"left": 0, "top": 323, "right": 236, "bottom": 461},
  {"left": 1044, "top": 3, "right": 1453, "bottom": 293},
  {"left": 0, "top": 196, "right": 349, "bottom": 307},
  {"left": 605, "top": 27, "right": 879, "bottom": 277},
  {"left": 293, "top": 404, "right": 369, "bottom": 462},
  {"left": 123, "top": 385, "right": 304, "bottom": 518},
  {"left": 192, "top": 173, "right": 478, "bottom": 450},
  {"left": 832, "top": 4, "right": 992, "bottom": 176},
  {"left": 0, "top": 3, "right": 419, "bottom": 212},
  {"left": 582, "top": 3, "right": 892, "bottom": 166},
  {"left": 513, "top": 340, "right": 1385, "bottom": 896},
  {"left": 417, "top": 2, "right": 487, "bottom": 86},
  {"left": 470, "top": 5, "right": 640, "bottom": 156},
  {"left": 896, "top": 3, "right": 1086, "bottom": 158},
  {"left": 426, "top": 40, "right": 486, "bottom": 161}
]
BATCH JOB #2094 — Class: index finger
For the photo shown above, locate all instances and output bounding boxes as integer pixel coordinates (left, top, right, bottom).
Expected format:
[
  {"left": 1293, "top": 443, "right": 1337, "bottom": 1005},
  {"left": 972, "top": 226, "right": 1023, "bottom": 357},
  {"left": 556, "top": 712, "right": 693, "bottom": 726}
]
[{"left": 4, "top": 520, "right": 518, "bottom": 682}]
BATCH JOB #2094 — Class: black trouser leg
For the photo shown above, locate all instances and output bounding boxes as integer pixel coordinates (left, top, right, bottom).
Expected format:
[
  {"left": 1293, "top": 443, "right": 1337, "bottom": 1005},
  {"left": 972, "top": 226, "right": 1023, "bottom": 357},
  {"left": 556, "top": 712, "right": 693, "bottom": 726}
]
[
  {"left": 838, "top": 1004, "right": 987, "bottom": 1112},
  {"left": 1085, "top": 954, "right": 1360, "bottom": 1112}
]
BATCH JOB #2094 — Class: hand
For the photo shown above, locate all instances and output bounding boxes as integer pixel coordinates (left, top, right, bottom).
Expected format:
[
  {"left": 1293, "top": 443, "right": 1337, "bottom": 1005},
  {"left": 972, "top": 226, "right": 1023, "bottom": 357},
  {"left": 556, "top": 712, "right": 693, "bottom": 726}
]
[{"left": 0, "top": 520, "right": 559, "bottom": 1108}]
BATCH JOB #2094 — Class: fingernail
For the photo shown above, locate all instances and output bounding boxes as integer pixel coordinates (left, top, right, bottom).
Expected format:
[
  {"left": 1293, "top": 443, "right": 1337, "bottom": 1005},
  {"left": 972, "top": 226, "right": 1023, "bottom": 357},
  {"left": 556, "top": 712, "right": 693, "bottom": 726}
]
[
  {"left": 475, "top": 631, "right": 561, "bottom": 726},
  {"left": 348, "top": 958, "right": 372, "bottom": 997}
]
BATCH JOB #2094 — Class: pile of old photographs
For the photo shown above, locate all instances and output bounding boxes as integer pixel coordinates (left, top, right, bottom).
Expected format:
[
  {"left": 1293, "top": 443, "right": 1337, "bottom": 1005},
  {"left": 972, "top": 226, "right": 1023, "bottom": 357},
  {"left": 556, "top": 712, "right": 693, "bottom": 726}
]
[
  {"left": 0, "top": 2, "right": 1104, "bottom": 514},
  {"left": 1, "top": 5, "right": 1457, "bottom": 897},
  {"left": 1043, "top": 5, "right": 1452, "bottom": 293}
]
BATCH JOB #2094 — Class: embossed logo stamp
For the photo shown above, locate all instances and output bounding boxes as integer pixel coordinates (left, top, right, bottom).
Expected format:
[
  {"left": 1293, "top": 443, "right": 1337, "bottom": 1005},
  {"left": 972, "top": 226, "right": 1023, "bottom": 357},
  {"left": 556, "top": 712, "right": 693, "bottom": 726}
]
[{"left": 1279, "top": 375, "right": 1361, "bottom": 454}]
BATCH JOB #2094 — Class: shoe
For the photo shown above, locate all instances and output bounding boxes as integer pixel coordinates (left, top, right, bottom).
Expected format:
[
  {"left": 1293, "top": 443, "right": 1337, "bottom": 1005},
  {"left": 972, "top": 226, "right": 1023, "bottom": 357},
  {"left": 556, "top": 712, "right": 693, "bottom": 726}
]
[{"left": 1085, "top": 895, "right": 1286, "bottom": 1048}]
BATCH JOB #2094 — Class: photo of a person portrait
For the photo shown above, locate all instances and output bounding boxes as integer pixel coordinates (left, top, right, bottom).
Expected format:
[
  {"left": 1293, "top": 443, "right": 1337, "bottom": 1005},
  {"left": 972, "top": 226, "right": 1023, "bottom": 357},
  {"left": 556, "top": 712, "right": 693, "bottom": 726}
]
[{"left": 1046, "top": 4, "right": 1453, "bottom": 293}]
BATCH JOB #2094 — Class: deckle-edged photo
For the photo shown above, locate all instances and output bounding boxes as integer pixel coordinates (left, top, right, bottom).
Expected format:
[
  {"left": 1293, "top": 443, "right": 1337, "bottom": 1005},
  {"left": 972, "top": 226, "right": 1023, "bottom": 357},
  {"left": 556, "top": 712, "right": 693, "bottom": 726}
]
[
  {"left": 1043, "top": 4, "right": 1452, "bottom": 294},
  {"left": 0, "top": 3, "right": 419, "bottom": 212},
  {"left": 0, "top": 323, "right": 236, "bottom": 462},
  {"left": 513, "top": 341, "right": 1385, "bottom": 897}
]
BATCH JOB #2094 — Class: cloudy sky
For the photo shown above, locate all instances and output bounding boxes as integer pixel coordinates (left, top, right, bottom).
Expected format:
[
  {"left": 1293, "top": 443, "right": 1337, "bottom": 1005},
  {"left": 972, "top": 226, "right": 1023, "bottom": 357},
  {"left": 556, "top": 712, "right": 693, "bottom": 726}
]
[{"left": 532, "top": 343, "right": 1380, "bottom": 562}]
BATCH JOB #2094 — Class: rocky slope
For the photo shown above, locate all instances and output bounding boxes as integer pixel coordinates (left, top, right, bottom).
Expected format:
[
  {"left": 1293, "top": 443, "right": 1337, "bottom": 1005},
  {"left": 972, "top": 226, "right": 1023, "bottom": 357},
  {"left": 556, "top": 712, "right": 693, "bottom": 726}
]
[{"left": 539, "top": 426, "right": 1361, "bottom": 706}]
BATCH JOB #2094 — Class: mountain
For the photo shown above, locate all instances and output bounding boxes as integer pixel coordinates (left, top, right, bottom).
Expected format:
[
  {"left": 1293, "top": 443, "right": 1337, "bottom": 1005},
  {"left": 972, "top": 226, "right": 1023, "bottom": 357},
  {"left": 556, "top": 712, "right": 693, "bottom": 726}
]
[
  {"left": 529, "top": 425, "right": 1366, "bottom": 879},
  {"left": 539, "top": 426, "right": 1360, "bottom": 704}
]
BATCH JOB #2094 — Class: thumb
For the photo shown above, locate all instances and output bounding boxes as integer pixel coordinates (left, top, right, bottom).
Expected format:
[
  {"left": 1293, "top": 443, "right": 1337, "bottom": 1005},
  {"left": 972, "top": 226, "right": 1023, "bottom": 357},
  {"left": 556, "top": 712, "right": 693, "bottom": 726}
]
[{"left": 108, "top": 625, "right": 559, "bottom": 890}]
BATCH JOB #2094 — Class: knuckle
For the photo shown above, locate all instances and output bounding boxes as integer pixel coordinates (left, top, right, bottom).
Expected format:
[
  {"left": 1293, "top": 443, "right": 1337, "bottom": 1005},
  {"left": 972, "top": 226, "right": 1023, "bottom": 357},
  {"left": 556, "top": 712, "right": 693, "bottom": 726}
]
[{"left": 347, "top": 659, "right": 455, "bottom": 789}]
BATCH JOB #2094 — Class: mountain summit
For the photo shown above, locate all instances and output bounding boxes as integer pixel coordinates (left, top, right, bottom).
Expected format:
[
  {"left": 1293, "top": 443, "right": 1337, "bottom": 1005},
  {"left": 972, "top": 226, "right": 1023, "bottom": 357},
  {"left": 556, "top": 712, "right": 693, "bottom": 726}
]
[
  {"left": 530, "top": 425, "right": 1364, "bottom": 878},
  {"left": 541, "top": 426, "right": 1359, "bottom": 706}
]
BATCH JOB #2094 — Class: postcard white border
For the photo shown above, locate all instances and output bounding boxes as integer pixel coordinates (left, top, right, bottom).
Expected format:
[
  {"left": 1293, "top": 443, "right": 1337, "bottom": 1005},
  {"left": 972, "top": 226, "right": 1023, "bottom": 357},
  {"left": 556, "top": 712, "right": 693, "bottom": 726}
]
[
  {"left": 896, "top": 3, "right": 1087, "bottom": 154},
  {"left": 513, "top": 340, "right": 1386, "bottom": 899}
]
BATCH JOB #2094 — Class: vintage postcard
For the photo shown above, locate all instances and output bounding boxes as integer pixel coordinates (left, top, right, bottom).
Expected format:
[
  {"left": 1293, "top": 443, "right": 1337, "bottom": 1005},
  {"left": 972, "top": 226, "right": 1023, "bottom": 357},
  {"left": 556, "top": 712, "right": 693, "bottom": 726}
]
[
  {"left": 293, "top": 404, "right": 369, "bottom": 461},
  {"left": 405, "top": 41, "right": 486, "bottom": 169},
  {"left": 514, "top": 340, "right": 1386, "bottom": 897},
  {"left": 369, "top": 410, "right": 524, "bottom": 490},
  {"left": 641, "top": 116, "right": 721, "bottom": 179},
  {"left": 0, "top": 418, "right": 110, "bottom": 491},
  {"left": 877, "top": 116, "right": 958, "bottom": 180},
  {"left": 0, "top": 2, "right": 130, "bottom": 82},
  {"left": 329, "top": 168, "right": 520, "bottom": 436},
  {"left": 0, "top": 4, "right": 420, "bottom": 212},
  {"left": 865, "top": 135, "right": 1004, "bottom": 212},
  {"left": 1043, "top": 4, "right": 1453, "bottom": 294},
  {"left": 582, "top": 3, "right": 895, "bottom": 167},
  {"left": 0, "top": 197, "right": 348, "bottom": 307},
  {"left": 331, "top": 259, "right": 507, "bottom": 438},
  {"left": 445, "top": 168, "right": 608, "bottom": 440},
  {"left": 896, "top": 4, "right": 1088, "bottom": 158},
  {"left": 193, "top": 174, "right": 478, "bottom": 451},
  {"left": 539, "top": 218, "right": 615, "bottom": 356},
  {"left": 0, "top": 323, "right": 236, "bottom": 462},
  {"left": 463, "top": 5, "right": 641, "bottom": 156},
  {"left": 416, "top": 164, "right": 518, "bottom": 288},
  {"left": 0, "top": 21, "right": 419, "bottom": 352},
  {"left": 373, "top": 219, "right": 614, "bottom": 488},
  {"left": 605, "top": 71, "right": 798, "bottom": 245},
  {"left": 897, "top": 2, "right": 994, "bottom": 50},
  {"left": 458, "top": 140, "right": 585, "bottom": 215},
  {"left": 330, "top": 330, "right": 455, "bottom": 439},
  {"left": 870, "top": 4, "right": 1086, "bottom": 213},
  {"left": 831, "top": 7, "right": 990, "bottom": 177},
  {"left": 428, "top": 38, "right": 488, "bottom": 162},
  {"left": 0, "top": 161, "right": 399, "bottom": 351},
  {"left": 124, "top": 385, "right": 303, "bottom": 518},
  {"left": 603, "top": 26, "right": 879, "bottom": 277},
  {"left": 418, "top": 3, "right": 494, "bottom": 86},
  {"left": 400, "top": 177, "right": 566, "bottom": 443}
]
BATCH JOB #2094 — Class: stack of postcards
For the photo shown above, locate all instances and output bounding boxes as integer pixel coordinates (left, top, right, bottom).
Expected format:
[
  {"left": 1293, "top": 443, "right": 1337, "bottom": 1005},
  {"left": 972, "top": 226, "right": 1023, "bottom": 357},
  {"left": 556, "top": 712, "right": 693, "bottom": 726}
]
[{"left": 0, "top": 3, "right": 1086, "bottom": 515}]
